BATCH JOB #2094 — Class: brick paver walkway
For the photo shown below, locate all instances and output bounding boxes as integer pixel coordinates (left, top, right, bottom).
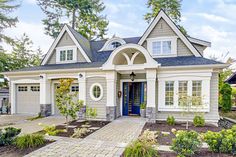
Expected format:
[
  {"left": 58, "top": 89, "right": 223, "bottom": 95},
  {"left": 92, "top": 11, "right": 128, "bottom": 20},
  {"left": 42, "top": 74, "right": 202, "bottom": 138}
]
[{"left": 25, "top": 117, "right": 146, "bottom": 157}]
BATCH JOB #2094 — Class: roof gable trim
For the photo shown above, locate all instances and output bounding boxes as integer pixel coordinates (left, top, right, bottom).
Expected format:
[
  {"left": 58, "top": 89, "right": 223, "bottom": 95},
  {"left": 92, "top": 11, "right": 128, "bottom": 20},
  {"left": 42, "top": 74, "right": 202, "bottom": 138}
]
[
  {"left": 138, "top": 10, "right": 202, "bottom": 57},
  {"left": 41, "top": 25, "right": 91, "bottom": 65}
]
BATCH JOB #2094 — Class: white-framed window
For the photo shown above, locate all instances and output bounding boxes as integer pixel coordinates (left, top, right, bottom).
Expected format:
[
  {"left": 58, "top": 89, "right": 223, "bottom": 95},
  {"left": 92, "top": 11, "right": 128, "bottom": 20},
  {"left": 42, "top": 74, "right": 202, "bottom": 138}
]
[
  {"left": 90, "top": 83, "right": 103, "bottom": 101},
  {"left": 165, "top": 81, "right": 174, "bottom": 106},
  {"left": 110, "top": 42, "right": 122, "bottom": 49},
  {"left": 18, "top": 86, "right": 28, "bottom": 92},
  {"left": 56, "top": 46, "right": 77, "bottom": 63},
  {"left": 31, "top": 86, "right": 40, "bottom": 92},
  {"left": 192, "top": 81, "right": 202, "bottom": 106},
  {"left": 147, "top": 36, "right": 177, "bottom": 57},
  {"left": 178, "top": 81, "right": 188, "bottom": 106},
  {"left": 71, "top": 85, "right": 79, "bottom": 92}
]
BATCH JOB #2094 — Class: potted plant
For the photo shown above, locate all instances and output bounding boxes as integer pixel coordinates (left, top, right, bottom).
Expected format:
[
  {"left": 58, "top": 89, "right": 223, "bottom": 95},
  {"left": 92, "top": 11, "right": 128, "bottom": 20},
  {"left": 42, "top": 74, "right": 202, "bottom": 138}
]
[{"left": 140, "top": 103, "right": 146, "bottom": 118}]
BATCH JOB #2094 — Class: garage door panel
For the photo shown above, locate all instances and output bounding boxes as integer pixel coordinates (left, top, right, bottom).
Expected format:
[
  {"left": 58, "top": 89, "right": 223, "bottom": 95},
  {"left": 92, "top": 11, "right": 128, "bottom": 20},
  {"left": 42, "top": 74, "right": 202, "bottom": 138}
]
[{"left": 16, "top": 84, "right": 40, "bottom": 114}]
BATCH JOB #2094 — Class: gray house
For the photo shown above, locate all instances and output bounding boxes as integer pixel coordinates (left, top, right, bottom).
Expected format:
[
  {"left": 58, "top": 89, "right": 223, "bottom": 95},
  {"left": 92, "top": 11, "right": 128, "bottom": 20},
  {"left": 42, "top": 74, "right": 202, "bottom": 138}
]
[{"left": 3, "top": 10, "right": 227, "bottom": 123}]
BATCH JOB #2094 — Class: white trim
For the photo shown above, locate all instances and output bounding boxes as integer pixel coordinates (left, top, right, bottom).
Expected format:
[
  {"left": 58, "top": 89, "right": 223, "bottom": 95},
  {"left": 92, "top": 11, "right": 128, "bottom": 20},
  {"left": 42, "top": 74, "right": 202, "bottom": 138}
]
[
  {"left": 147, "top": 36, "right": 178, "bottom": 57},
  {"left": 41, "top": 25, "right": 91, "bottom": 65},
  {"left": 119, "top": 79, "right": 147, "bottom": 116},
  {"left": 99, "top": 37, "right": 126, "bottom": 51},
  {"left": 188, "top": 37, "right": 211, "bottom": 47},
  {"left": 138, "top": 10, "right": 201, "bottom": 57},
  {"left": 89, "top": 83, "right": 103, "bottom": 101},
  {"left": 56, "top": 46, "right": 77, "bottom": 64}
]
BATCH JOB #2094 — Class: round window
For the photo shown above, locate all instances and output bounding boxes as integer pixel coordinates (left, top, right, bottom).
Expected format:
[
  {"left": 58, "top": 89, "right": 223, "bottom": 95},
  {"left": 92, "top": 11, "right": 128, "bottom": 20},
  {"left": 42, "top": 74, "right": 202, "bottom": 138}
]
[{"left": 90, "top": 83, "right": 103, "bottom": 101}]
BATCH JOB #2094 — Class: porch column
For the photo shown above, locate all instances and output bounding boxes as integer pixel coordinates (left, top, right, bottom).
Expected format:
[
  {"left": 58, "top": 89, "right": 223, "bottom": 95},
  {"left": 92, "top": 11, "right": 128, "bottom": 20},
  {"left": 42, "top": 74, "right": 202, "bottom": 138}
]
[
  {"left": 146, "top": 69, "right": 157, "bottom": 122},
  {"left": 106, "top": 71, "right": 117, "bottom": 121},
  {"left": 78, "top": 72, "right": 86, "bottom": 119},
  {"left": 40, "top": 74, "right": 51, "bottom": 116},
  {"left": 10, "top": 81, "right": 16, "bottom": 114}
]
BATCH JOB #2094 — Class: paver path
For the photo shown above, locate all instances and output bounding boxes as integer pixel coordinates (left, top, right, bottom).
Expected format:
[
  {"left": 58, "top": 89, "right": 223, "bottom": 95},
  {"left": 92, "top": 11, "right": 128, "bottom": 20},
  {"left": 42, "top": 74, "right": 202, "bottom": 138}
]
[{"left": 25, "top": 117, "right": 146, "bottom": 157}]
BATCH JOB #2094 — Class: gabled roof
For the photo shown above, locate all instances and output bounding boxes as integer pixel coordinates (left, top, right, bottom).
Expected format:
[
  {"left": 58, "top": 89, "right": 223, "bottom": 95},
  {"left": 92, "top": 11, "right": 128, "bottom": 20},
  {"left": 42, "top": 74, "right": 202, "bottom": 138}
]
[
  {"left": 41, "top": 25, "right": 92, "bottom": 65},
  {"left": 138, "top": 9, "right": 202, "bottom": 57}
]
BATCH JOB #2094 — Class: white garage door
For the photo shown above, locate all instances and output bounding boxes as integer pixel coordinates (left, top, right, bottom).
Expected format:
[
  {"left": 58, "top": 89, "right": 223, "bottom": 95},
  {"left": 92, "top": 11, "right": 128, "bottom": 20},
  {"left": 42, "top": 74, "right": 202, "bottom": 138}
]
[{"left": 16, "top": 84, "right": 40, "bottom": 114}]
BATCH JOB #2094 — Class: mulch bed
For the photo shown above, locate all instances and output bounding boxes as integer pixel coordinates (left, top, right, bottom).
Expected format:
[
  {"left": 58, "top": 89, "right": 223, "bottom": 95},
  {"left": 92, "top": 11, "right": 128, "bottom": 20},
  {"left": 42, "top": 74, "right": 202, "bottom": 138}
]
[
  {"left": 0, "top": 140, "right": 53, "bottom": 157},
  {"left": 39, "top": 120, "right": 109, "bottom": 138},
  {"left": 158, "top": 149, "right": 233, "bottom": 157},
  {"left": 143, "top": 121, "right": 222, "bottom": 145}
]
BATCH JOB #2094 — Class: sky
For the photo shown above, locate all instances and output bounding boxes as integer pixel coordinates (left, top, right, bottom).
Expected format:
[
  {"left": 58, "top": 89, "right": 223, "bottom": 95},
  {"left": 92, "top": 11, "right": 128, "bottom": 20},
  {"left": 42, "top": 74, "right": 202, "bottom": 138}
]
[{"left": 2, "top": 0, "right": 236, "bottom": 61}]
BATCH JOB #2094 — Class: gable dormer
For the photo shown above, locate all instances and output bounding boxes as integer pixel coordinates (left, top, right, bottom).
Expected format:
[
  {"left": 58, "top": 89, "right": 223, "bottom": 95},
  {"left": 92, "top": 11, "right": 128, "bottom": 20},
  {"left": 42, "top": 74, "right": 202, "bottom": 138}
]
[
  {"left": 139, "top": 10, "right": 202, "bottom": 58},
  {"left": 99, "top": 37, "right": 126, "bottom": 51},
  {"left": 41, "top": 25, "right": 91, "bottom": 65}
]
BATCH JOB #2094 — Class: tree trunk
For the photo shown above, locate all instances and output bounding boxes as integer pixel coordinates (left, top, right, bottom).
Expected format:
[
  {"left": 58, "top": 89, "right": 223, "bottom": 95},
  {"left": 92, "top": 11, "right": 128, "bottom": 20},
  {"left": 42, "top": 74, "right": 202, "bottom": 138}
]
[
  {"left": 66, "top": 115, "right": 68, "bottom": 132},
  {"left": 72, "top": 9, "right": 76, "bottom": 29}
]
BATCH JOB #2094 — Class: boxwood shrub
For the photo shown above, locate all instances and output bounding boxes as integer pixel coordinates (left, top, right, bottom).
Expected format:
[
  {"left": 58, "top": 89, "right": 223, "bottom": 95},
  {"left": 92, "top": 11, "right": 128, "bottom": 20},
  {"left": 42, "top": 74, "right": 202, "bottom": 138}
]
[{"left": 0, "top": 127, "right": 21, "bottom": 146}]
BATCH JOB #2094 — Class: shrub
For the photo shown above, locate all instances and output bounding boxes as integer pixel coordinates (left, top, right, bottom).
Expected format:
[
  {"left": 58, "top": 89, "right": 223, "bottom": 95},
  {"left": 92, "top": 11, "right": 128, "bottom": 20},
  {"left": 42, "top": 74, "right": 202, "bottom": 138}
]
[
  {"left": 71, "top": 128, "right": 90, "bottom": 138},
  {"left": 193, "top": 115, "right": 205, "bottom": 127},
  {"left": 39, "top": 123, "right": 65, "bottom": 136},
  {"left": 167, "top": 116, "right": 175, "bottom": 126},
  {"left": 203, "top": 125, "right": 236, "bottom": 155},
  {"left": 86, "top": 107, "right": 98, "bottom": 119},
  {"left": 171, "top": 130, "right": 202, "bottom": 157},
  {"left": 139, "top": 129, "right": 158, "bottom": 145},
  {"left": 140, "top": 103, "right": 146, "bottom": 109},
  {"left": 220, "top": 83, "right": 232, "bottom": 112},
  {"left": 15, "top": 134, "right": 45, "bottom": 149},
  {"left": 0, "top": 127, "right": 21, "bottom": 146}
]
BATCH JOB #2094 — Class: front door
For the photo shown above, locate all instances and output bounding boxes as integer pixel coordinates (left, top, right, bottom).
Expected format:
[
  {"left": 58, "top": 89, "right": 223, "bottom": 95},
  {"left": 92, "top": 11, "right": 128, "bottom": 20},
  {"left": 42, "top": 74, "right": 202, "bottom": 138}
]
[{"left": 123, "top": 82, "right": 146, "bottom": 116}]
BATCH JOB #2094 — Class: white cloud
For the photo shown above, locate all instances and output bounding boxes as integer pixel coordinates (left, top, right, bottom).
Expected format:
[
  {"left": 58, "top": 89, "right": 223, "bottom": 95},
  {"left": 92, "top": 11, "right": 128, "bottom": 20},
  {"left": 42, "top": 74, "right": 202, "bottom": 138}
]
[
  {"left": 25, "top": 0, "right": 37, "bottom": 5},
  {"left": 105, "top": 2, "right": 131, "bottom": 14},
  {"left": 196, "top": 13, "right": 231, "bottom": 23},
  {"left": 3, "top": 21, "right": 53, "bottom": 55}
]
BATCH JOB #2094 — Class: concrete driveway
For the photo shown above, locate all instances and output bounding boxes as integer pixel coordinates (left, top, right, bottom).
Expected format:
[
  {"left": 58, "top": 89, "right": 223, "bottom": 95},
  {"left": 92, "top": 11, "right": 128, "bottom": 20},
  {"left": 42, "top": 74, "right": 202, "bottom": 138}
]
[{"left": 0, "top": 115, "right": 65, "bottom": 134}]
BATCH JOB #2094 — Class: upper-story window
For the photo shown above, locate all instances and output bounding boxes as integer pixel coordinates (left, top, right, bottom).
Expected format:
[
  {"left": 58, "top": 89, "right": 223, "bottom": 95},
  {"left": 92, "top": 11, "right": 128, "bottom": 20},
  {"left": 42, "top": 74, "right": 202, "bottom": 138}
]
[
  {"left": 147, "top": 36, "right": 177, "bottom": 57},
  {"left": 99, "top": 37, "right": 126, "bottom": 51},
  {"left": 110, "top": 42, "right": 122, "bottom": 49},
  {"left": 56, "top": 46, "right": 76, "bottom": 63}
]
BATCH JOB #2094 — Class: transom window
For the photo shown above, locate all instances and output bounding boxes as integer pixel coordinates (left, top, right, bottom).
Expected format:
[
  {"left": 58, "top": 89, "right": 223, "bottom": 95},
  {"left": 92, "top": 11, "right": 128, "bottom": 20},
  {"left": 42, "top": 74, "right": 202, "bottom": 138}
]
[
  {"left": 165, "top": 81, "right": 174, "bottom": 106},
  {"left": 60, "top": 49, "right": 74, "bottom": 61},
  {"left": 31, "top": 86, "right": 40, "bottom": 92},
  {"left": 111, "top": 42, "right": 121, "bottom": 49},
  {"left": 18, "top": 86, "right": 27, "bottom": 92},
  {"left": 90, "top": 83, "right": 103, "bottom": 101}
]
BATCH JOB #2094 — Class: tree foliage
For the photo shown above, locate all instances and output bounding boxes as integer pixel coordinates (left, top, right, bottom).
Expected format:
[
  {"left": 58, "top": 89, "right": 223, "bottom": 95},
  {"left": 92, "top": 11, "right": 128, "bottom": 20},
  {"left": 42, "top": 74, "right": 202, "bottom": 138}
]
[
  {"left": 0, "top": 0, "right": 20, "bottom": 43},
  {"left": 220, "top": 83, "right": 232, "bottom": 112},
  {"left": 37, "top": 0, "right": 108, "bottom": 40},
  {"left": 56, "top": 78, "right": 83, "bottom": 130}
]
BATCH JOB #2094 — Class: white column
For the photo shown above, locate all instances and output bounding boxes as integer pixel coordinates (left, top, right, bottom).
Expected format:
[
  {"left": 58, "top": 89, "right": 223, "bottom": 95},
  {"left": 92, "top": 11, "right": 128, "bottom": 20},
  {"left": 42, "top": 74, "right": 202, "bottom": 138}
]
[
  {"left": 146, "top": 69, "right": 157, "bottom": 108},
  {"left": 78, "top": 72, "right": 86, "bottom": 105},
  {"left": 10, "top": 81, "right": 16, "bottom": 114},
  {"left": 106, "top": 71, "right": 117, "bottom": 107},
  {"left": 40, "top": 74, "right": 51, "bottom": 105}
]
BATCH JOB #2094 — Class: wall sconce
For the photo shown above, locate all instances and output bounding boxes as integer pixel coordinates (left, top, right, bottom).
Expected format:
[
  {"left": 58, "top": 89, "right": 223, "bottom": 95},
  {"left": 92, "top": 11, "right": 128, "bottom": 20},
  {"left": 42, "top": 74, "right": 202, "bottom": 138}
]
[
  {"left": 130, "top": 72, "right": 136, "bottom": 81},
  {"left": 79, "top": 73, "right": 83, "bottom": 78},
  {"left": 118, "top": 91, "right": 122, "bottom": 98},
  {"left": 39, "top": 75, "right": 44, "bottom": 79}
]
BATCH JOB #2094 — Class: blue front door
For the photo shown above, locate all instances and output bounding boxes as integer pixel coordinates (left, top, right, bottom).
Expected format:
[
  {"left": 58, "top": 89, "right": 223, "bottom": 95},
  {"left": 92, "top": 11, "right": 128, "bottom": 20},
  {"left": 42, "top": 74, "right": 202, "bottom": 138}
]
[{"left": 122, "top": 82, "right": 146, "bottom": 116}]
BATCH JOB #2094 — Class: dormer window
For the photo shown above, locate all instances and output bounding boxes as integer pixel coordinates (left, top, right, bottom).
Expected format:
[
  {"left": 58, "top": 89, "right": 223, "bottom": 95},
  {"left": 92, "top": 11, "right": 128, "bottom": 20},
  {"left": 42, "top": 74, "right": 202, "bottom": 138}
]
[
  {"left": 147, "top": 36, "right": 177, "bottom": 57},
  {"left": 99, "top": 37, "right": 126, "bottom": 51},
  {"left": 56, "top": 46, "right": 77, "bottom": 63},
  {"left": 111, "top": 42, "right": 122, "bottom": 49}
]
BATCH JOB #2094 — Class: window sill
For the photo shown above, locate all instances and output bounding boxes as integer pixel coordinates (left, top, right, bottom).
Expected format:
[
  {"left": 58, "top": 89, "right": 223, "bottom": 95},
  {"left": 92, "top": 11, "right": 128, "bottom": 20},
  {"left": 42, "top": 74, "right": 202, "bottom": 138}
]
[{"left": 158, "top": 106, "right": 210, "bottom": 112}]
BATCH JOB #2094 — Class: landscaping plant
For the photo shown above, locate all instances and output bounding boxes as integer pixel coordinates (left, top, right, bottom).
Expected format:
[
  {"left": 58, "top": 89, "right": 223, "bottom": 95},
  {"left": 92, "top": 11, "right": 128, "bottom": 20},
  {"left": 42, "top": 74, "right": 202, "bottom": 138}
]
[
  {"left": 56, "top": 78, "right": 84, "bottom": 131},
  {"left": 15, "top": 134, "right": 46, "bottom": 149},
  {"left": 220, "top": 83, "right": 232, "bottom": 112},
  {"left": 124, "top": 129, "right": 158, "bottom": 157},
  {"left": 71, "top": 128, "right": 90, "bottom": 138},
  {"left": 39, "top": 123, "right": 65, "bottom": 136},
  {"left": 203, "top": 125, "right": 236, "bottom": 155},
  {"left": 86, "top": 107, "right": 98, "bottom": 119},
  {"left": 167, "top": 115, "right": 175, "bottom": 125},
  {"left": 0, "top": 127, "right": 21, "bottom": 146},
  {"left": 171, "top": 130, "right": 202, "bottom": 157},
  {"left": 193, "top": 115, "right": 205, "bottom": 127}
]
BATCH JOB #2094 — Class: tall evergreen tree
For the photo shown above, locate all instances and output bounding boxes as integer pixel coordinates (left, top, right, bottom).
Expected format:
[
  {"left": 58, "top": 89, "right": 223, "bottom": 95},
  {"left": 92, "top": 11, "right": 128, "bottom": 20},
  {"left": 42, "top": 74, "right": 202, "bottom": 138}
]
[
  {"left": 0, "top": 0, "right": 19, "bottom": 43},
  {"left": 37, "top": 0, "right": 109, "bottom": 40}
]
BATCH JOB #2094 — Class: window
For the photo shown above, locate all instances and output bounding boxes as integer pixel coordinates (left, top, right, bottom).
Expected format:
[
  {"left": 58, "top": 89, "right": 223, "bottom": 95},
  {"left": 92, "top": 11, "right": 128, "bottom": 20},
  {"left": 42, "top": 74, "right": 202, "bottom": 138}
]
[
  {"left": 31, "top": 86, "right": 40, "bottom": 92},
  {"left": 152, "top": 40, "right": 172, "bottom": 55},
  {"left": 71, "top": 86, "right": 79, "bottom": 92},
  {"left": 67, "top": 50, "right": 73, "bottom": 61},
  {"left": 192, "top": 81, "right": 202, "bottom": 106},
  {"left": 162, "top": 41, "right": 171, "bottom": 54},
  {"left": 18, "top": 86, "right": 27, "bottom": 92},
  {"left": 90, "top": 83, "right": 103, "bottom": 101},
  {"left": 178, "top": 81, "right": 188, "bottom": 106},
  {"left": 60, "top": 50, "right": 66, "bottom": 61},
  {"left": 111, "top": 42, "right": 121, "bottom": 49},
  {"left": 152, "top": 41, "right": 161, "bottom": 55},
  {"left": 165, "top": 81, "right": 174, "bottom": 106},
  {"left": 60, "top": 49, "right": 74, "bottom": 61}
]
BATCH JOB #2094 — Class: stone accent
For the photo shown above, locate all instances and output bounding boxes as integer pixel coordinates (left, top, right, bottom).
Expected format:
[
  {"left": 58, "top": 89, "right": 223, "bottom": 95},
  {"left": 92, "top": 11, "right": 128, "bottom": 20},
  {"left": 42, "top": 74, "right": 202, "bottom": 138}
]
[
  {"left": 78, "top": 106, "right": 86, "bottom": 120},
  {"left": 106, "top": 106, "right": 117, "bottom": 121},
  {"left": 218, "top": 117, "right": 236, "bottom": 129},
  {"left": 40, "top": 104, "right": 51, "bottom": 117},
  {"left": 146, "top": 107, "right": 156, "bottom": 123}
]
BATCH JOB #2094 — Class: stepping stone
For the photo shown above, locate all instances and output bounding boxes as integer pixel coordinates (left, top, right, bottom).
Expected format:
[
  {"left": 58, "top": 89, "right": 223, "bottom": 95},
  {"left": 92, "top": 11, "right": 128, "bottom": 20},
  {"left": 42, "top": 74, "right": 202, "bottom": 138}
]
[
  {"left": 89, "top": 127, "right": 100, "bottom": 130},
  {"left": 67, "top": 125, "right": 77, "bottom": 128},
  {"left": 76, "top": 120, "right": 85, "bottom": 123},
  {"left": 161, "top": 131, "right": 170, "bottom": 135},
  {"left": 81, "top": 124, "right": 91, "bottom": 128}
]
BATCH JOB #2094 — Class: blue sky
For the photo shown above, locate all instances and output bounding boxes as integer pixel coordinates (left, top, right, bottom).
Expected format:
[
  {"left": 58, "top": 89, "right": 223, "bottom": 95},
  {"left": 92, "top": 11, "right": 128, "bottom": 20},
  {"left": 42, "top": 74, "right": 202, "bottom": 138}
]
[{"left": 3, "top": 0, "right": 236, "bottom": 61}]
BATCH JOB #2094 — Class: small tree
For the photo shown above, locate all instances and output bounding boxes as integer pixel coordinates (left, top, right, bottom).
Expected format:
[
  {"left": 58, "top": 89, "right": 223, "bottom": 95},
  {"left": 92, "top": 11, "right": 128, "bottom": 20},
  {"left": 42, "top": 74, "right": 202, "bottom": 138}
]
[
  {"left": 220, "top": 83, "right": 232, "bottom": 112},
  {"left": 179, "top": 94, "right": 204, "bottom": 129},
  {"left": 56, "top": 79, "right": 83, "bottom": 131}
]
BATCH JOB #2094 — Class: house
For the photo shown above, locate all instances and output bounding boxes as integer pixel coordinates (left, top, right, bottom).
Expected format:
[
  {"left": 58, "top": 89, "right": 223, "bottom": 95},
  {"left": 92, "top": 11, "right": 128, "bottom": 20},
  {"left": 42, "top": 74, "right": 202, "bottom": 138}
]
[{"left": 2, "top": 10, "right": 227, "bottom": 123}]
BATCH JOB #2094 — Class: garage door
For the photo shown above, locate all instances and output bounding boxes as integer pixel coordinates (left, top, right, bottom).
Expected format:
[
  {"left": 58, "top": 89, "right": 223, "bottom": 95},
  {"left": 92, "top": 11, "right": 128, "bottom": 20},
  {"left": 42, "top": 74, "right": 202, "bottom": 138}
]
[
  {"left": 16, "top": 84, "right": 40, "bottom": 114},
  {"left": 54, "top": 83, "right": 79, "bottom": 115}
]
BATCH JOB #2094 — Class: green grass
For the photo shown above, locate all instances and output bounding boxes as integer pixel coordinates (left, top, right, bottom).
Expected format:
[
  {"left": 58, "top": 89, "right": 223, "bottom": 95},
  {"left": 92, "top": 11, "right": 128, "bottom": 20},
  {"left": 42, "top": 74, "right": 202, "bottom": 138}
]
[
  {"left": 220, "top": 111, "right": 236, "bottom": 120},
  {"left": 27, "top": 115, "right": 43, "bottom": 121}
]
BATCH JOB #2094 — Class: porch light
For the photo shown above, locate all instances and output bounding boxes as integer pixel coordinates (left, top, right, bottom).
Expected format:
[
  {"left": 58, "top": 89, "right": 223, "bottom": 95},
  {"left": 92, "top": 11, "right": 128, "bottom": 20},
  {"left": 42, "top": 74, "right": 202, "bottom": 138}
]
[{"left": 130, "top": 72, "right": 136, "bottom": 81}]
